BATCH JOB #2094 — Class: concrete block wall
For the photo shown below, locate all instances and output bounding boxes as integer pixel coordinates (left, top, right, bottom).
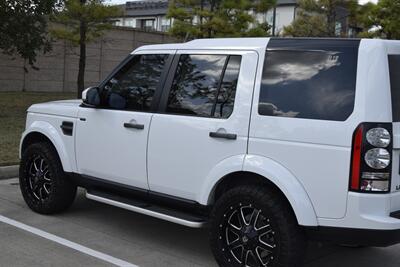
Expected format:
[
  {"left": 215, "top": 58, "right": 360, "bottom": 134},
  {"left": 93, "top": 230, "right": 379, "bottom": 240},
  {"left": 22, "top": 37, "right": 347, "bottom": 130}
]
[{"left": 0, "top": 27, "right": 178, "bottom": 92}]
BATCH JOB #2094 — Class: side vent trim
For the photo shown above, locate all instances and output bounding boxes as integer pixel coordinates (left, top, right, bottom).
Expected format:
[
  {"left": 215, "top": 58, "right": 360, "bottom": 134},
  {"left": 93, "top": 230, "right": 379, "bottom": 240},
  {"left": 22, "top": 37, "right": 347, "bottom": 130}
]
[{"left": 60, "top": 121, "right": 74, "bottom": 136}]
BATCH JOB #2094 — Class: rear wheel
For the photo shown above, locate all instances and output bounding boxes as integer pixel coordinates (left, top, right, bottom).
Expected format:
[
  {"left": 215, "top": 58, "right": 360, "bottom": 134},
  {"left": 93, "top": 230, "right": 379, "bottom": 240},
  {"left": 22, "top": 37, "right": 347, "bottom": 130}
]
[
  {"left": 209, "top": 185, "right": 306, "bottom": 267},
  {"left": 19, "top": 142, "right": 77, "bottom": 214}
]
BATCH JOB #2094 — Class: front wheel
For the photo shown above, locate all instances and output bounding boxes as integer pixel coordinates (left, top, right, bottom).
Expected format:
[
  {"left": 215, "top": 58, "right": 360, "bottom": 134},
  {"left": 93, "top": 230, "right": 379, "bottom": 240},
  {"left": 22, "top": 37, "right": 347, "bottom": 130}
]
[
  {"left": 19, "top": 142, "right": 77, "bottom": 214},
  {"left": 209, "top": 185, "right": 306, "bottom": 267}
]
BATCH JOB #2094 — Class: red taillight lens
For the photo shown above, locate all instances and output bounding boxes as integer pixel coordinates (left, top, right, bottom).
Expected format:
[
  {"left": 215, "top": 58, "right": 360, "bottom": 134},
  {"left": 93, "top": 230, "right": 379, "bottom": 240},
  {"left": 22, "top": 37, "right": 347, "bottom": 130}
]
[
  {"left": 350, "top": 125, "right": 363, "bottom": 191},
  {"left": 349, "top": 123, "right": 393, "bottom": 193}
]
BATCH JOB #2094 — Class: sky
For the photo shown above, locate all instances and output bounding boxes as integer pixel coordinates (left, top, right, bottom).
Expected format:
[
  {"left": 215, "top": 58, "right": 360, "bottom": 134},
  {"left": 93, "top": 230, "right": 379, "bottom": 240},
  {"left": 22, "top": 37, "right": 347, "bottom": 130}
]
[{"left": 108, "top": 0, "right": 379, "bottom": 5}]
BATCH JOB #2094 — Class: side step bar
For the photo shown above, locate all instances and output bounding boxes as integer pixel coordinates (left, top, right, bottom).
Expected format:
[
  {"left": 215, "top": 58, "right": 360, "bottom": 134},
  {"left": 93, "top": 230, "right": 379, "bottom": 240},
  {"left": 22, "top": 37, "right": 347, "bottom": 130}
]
[{"left": 86, "top": 191, "right": 207, "bottom": 228}]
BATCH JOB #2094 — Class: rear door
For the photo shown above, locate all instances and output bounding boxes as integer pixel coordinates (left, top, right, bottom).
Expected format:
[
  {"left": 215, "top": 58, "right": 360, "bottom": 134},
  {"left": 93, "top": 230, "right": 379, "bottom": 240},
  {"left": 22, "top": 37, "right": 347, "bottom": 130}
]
[{"left": 147, "top": 50, "right": 258, "bottom": 201}]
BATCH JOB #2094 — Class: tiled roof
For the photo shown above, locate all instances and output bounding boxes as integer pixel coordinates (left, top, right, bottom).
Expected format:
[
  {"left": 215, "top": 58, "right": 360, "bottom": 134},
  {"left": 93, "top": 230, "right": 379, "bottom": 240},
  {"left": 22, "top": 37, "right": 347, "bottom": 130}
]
[
  {"left": 126, "top": 0, "right": 169, "bottom": 10},
  {"left": 276, "top": 0, "right": 297, "bottom": 5}
]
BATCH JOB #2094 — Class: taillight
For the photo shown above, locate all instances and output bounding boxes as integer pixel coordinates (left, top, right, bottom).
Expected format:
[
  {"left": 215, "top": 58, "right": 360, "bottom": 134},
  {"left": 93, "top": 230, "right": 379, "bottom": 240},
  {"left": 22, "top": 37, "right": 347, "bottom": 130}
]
[{"left": 349, "top": 123, "right": 393, "bottom": 193}]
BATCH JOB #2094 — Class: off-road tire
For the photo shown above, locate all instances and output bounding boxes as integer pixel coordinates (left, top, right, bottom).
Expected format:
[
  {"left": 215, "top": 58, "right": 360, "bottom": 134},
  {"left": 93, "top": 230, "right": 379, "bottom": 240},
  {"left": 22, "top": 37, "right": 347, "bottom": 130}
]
[
  {"left": 209, "top": 185, "right": 306, "bottom": 267},
  {"left": 19, "top": 142, "right": 77, "bottom": 214}
]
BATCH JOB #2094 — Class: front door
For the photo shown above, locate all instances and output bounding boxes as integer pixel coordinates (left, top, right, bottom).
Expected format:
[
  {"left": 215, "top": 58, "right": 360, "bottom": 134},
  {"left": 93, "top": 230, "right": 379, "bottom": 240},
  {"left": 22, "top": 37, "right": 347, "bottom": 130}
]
[
  {"left": 75, "top": 52, "right": 172, "bottom": 189},
  {"left": 147, "top": 50, "right": 258, "bottom": 201}
]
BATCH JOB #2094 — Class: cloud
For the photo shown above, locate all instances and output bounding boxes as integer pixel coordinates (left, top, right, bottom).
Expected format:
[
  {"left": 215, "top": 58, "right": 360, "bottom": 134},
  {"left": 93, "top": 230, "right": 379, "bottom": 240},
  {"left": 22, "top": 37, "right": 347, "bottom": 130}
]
[{"left": 263, "top": 53, "right": 341, "bottom": 85}]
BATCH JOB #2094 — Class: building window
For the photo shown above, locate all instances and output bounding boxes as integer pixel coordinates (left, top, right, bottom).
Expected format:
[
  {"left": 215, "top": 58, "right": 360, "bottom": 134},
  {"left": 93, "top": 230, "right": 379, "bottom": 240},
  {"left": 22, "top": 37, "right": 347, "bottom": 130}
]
[
  {"left": 124, "top": 18, "right": 135, "bottom": 27},
  {"left": 335, "top": 22, "right": 342, "bottom": 36},
  {"left": 145, "top": 19, "right": 155, "bottom": 31},
  {"left": 137, "top": 19, "right": 156, "bottom": 31},
  {"left": 114, "top": 19, "right": 123, "bottom": 27},
  {"left": 161, "top": 17, "right": 171, "bottom": 32}
]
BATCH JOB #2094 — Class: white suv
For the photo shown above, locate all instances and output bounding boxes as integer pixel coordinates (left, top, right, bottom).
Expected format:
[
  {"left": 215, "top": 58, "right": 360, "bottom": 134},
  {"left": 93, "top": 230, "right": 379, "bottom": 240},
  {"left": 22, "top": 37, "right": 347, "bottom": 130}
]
[{"left": 19, "top": 38, "right": 400, "bottom": 267}]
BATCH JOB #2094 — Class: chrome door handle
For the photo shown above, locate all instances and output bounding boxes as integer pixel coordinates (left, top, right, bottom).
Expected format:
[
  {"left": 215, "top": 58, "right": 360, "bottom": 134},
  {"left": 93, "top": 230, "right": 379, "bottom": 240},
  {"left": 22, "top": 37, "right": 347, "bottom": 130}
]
[
  {"left": 124, "top": 122, "right": 144, "bottom": 130},
  {"left": 209, "top": 131, "right": 237, "bottom": 140}
]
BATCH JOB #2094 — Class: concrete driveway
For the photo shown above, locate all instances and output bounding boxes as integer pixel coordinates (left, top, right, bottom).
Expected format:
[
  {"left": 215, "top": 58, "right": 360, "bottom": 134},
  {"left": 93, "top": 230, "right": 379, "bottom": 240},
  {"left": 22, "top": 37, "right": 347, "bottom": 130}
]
[{"left": 0, "top": 178, "right": 399, "bottom": 267}]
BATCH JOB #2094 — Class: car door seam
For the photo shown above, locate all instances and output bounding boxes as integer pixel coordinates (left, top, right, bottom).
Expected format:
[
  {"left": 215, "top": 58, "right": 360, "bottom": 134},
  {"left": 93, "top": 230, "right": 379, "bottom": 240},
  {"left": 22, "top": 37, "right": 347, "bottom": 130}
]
[
  {"left": 246, "top": 51, "right": 261, "bottom": 156},
  {"left": 146, "top": 114, "right": 154, "bottom": 190}
]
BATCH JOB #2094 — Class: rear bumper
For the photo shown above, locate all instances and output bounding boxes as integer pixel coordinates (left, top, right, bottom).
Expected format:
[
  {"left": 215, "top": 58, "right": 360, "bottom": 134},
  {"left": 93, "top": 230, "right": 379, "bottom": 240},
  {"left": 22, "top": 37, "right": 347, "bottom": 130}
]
[
  {"left": 317, "top": 192, "right": 400, "bottom": 230},
  {"left": 305, "top": 226, "right": 400, "bottom": 247},
  {"left": 308, "top": 192, "right": 400, "bottom": 247}
]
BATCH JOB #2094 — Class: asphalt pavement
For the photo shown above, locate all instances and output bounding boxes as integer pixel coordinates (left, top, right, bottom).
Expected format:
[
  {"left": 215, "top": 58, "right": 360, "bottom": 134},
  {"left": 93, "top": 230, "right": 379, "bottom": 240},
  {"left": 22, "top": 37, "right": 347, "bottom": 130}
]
[{"left": 0, "top": 178, "right": 399, "bottom": 267}]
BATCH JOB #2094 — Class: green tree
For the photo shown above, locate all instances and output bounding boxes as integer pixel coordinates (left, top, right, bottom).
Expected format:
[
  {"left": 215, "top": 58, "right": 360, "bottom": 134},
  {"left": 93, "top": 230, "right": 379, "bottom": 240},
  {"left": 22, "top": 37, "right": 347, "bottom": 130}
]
[
  {"left": 167, "top": 0, "right": 276, "bottom": 39},
  {"left": 0, "top": 0, "right": 59, "bottom": 69},
  {"left": 283, "top": 0, "right": 358, "bottom": 37},
  {"left": 358, "top": 0, "right": 400, "bottom": 40},
  {"left": 51, "top": 0, "right": 121, "bottom": 98}
]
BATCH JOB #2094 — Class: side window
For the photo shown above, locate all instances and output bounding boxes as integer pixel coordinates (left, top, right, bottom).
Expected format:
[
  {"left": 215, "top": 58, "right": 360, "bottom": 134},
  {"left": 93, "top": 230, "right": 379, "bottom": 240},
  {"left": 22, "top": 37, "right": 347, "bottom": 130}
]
[
  {"left": 389, "top": 55, "right": 400, "bottom": 122},
  {"left": 214, "top": 56, "right": 241, "bottom": 118},
  {"left": 166, "top": 54, "right": 241, "bottom": 118},
  {"left": 103, "top": 54, "right": 168, "bottom": 111},
  {"left": 259, "top": 49, "right": 358, "bottom": 121}
]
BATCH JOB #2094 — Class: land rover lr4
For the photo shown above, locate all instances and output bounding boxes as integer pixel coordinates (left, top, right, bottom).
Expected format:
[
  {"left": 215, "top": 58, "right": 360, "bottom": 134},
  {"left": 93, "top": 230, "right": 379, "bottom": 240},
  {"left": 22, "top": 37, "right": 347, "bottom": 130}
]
[{"left": 19, "top": 38, "right": 400, "bottom": 267}]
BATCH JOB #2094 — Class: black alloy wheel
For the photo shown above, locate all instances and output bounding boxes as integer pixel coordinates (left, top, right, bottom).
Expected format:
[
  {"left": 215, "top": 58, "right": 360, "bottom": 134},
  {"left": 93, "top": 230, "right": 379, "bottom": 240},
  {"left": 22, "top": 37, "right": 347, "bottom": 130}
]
[
  {"left": 27, "top": 154, "right": 53, "bottom": 201},
  {"left": 221, "top": 203, "right": 276, "bottom": 266}
]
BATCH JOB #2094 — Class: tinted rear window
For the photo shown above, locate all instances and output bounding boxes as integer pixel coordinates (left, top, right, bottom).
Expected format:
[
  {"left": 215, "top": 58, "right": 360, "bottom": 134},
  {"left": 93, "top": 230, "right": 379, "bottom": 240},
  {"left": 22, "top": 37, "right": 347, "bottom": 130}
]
[
  {"left": 259, "top": 39, "right": 359, "bottom": 121},
  {"left": 389, "top": 55, "right": 400, "bottom": 121}
]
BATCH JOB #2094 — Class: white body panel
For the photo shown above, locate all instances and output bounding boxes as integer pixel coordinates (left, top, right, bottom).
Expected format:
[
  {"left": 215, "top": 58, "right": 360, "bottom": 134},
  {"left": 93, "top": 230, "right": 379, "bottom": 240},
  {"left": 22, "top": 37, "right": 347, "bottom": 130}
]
[
  {"left": 27, "top": 100, "right": 81, "bottom": 118},
  {"left": 75, "top": 108, "right": 151, "bottom": 189},
  {"left": 242, "top": 155, "right": 318, "bottom": 226},
  {"left": 21, "top": 101, "right": 81, "bottom": 172}
]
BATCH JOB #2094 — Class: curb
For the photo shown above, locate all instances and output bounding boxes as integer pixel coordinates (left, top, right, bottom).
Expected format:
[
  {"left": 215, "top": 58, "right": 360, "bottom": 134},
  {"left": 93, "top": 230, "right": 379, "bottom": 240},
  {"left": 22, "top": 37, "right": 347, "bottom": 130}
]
[{"left": 0, "top": 165, "right": 19, "bottom": 180}]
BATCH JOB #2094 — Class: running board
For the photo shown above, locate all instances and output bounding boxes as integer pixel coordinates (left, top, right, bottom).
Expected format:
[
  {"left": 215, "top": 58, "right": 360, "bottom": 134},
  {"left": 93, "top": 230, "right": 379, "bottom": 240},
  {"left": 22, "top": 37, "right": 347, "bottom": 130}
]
[{"left": 86, "top": 191, "right": 207, "bottom": 228}]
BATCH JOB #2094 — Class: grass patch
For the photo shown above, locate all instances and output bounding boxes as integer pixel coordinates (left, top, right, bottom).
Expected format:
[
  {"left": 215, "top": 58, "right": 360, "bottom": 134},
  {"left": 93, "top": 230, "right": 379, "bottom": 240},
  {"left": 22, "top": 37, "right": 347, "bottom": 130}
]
[{"left": 0, "top": 92, "right": 75, "bottom": 166}]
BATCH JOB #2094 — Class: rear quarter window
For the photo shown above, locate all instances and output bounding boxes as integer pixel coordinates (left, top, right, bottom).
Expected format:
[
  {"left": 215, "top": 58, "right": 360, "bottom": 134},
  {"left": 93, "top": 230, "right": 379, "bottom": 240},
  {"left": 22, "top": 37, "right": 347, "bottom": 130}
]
[
  {"left": 259, "top": 39, "right": 359, "bottom": 121},
  {"left": 389, "top": 55, "right": 400, "bottom": 122}
]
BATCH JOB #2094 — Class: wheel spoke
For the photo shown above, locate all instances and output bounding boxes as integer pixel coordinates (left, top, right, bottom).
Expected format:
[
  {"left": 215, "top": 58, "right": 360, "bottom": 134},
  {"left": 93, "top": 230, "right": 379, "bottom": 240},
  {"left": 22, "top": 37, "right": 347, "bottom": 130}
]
[
  {"left": 33, "top": 159, "right": 39, "bottom": 171},
  {"left": 245, "top": 250, "right": 251, "bottom": 266},
  {"left": 259, "top": 239, "right": 275, "bottom": 251},
  {"left": 43, "top": 183, "right": 51, "bottom": 194},
  {"left": 230, "top": 245, "right": 245, "bottom": 264},
  {"left": 39, "top": 187, "right": 44, "bottom": 201},
  {"left": 228, "top": 231, "right": 240, "bottom": 245},
  {"left": 227, "top": 223, "right": 242, "bottom": 236},
  {"left": 31, "top": 180, "right": 41, "bottom": 200},
  {"left": 32, "top": 180, "right": 41, "bottom": 192},
  {"left": 257, "top": 224, "right": 272, "bottom": 236},
  {"left": 245, "top": 249, "right": 258, "bottom": 266},
  {"left": 228, "top": 210, "right": 242, "bottom": 231},
  {"left": 249, "top": 209, "right": 260, "bottom": 227},
  {"left": 237, "top": 246, "right": 245, "bottom": 263},
  {"left": 43, "top": 170, "right": 51, "bottom": 181},
  {"left": 255, "top": 247, "right": 271, "bottom": 266},
  {"left": 39, "top": 159, "right": 44, "bottom": 172},
  {"left": 29, "top": 164, "right": 36, "bottom": 176},
  {"left": 240, "top": 207, "right": 248, "bottom": 226}
]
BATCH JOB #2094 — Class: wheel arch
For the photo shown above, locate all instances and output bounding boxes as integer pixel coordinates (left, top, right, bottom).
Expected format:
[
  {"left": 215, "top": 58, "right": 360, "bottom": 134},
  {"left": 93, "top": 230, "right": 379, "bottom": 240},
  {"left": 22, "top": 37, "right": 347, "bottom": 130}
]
[
  {"left": 202, "top": 155, "right": 318, "bottom": 226},
  {"left": 20, "top": 122, "right": 73, "bottom": 172}
]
